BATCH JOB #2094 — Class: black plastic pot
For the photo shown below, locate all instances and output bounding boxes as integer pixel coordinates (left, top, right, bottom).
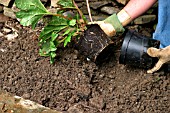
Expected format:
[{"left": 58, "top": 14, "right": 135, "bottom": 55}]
[
  {"left": 76, "top": 24, "right": 114, "bottom": 64},
  {"left": 119, "top": 30, "right": 160, "bottom": 68},
  {"left": 164, "top": 64, "right": 170, "bottom": 72}
]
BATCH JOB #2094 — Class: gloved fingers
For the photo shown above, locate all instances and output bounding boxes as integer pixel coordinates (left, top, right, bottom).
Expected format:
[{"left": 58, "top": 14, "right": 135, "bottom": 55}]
[
  {"left": 88, "top": 21, "right": 104, "bottom": 25},
  {"left": 147, "top": 59, "right": 164, "bottom": 73},
  {"left": 99, "top": 23, "right": 116, "bottom": 36},
  {"left": 88, "top": 21, "right": 116, "bottom": 36},
  {"left": 147, "top": 47, "right": 161, "bottom": 57},
  {"left": 147, "top": 46, "right": 170, "bottom": 73}
]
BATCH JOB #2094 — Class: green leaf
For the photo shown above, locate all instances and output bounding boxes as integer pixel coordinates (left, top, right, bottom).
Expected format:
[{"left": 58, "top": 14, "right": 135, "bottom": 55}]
[
  {"left": 69, "top": 19, "right": 76, "bottom": 26},
  {"left": 51, "top": 33, "right": 58, "bottom": 41},
  {"left": 39, "top": 49, "right": 49, "bottom": 57},
  {"left": 50, "top": 52, "right": 56, "bottom": 64},
  {"left": 64, "top": 35, "right": 71, "bottom": 47},
  {"left": 15, "top": 0, "right": 49, "bottom": 29},
  {"left": 48, "top": 16, "right": 68, "bottom": 26},
  {"left": 39, "top": 16, "right": 69, "bottom": 41},
  {"left": 64, "top": 31, "right": 75, "bottom": 47},
  {"left": 15, "top": 0, "right": 47, "bottom": 11},
  {"left": 75, "top": 13, "right": 80, "bottom": 20},
  {"left": 50, "top": 41, "right": 57, "bottom": 52},
  {"left": 51, "top": 52, "right": 56, "bottom": 59},
  {"left": 39, "top": 33, "right": 53, "bottom": 44},
  {"left": 39, "top": 39, "right": 57, "bottom": 55},
  {"left": 63, "top": 29, "right": 70, "bottom": 36},
  {"left": 40, "top": 25, "right": 67, "bottom": 41},
  {"left": 57, "top": 0, "right": 74, "bottom": 7}
]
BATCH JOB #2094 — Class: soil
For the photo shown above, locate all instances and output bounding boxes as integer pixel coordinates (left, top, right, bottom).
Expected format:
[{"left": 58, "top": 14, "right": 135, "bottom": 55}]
[{"left": 0, "top": 19, "right": 170, "bottom": 113}]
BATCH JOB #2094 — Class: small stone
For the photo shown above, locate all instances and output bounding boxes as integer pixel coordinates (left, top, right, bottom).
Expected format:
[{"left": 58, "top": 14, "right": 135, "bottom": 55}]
[
  {"left": 11, "top": 4, "right": 20, "bottom": 12},
  {"left": 0, "top": 14, "right": 9, "bottom": 22},
  {"left": 0, "top": 5, "right": 3, "bottom": 12},
  {"left": 90, "top": 1, "right": 111, "bottom": 10},
  {"left": 86, "top": 58, "right": 90, "bottom": 61},
  {"left": 5, "top": 32, "right": 18, "bottom": 40},
  {"left": 77, "top": 84, "right": 91, "bottom": 97},
  {"left": 76, "top": 3, "right": 83, "bottom": 8},
  {"left": 120, "top": 65, "right": 125, "bottom": 70},
  {"left": 54, "top": 69, "right": 59, "bottom": 75},
  {"left": 89, "top": 96, "right": 105, "bottom": 109},
  {"left": 0, "top": 48, "right": 6, "bottom": 52},
  {"left": 152, "top": 2, "right": 158, "bottom": 8},
  {"left": 22, "top": 93, "right": 31, "bottom": 99},
  {"left": 63, "top": 11, "right": 75, "bottom": 17},
  {"left": 116, "top": 0, "right": 129, "bottom": 5},
  {"left": 99, "top": 74, "right": 105, "bottom": 78},
  {"left": 51, "top": 0, "right": 59, "bottom": 7},
  {"left": 92, "top": 15, "right": 107, "bottom": 21},
  {"left": 72, "top": 53, "right": 77, "bottom": 60},
  {"left": 146, "top": 8, "right": 154, "bottom": 14},
  {"left": 101, "top": 6, "right": 120, "bottom": 15},
  {"left": 0, "top": 91, "right": 62, "bottom": 113},
  {"left": 48, "top": 8, "right": 57, "bottom": 13},
  {"left": 0, "top": 32, "right": 3, "bottom": 37},
  {"left": 3, "top": 27, "right": 11, "bottom": 33},
  {"left": 134, "top": 15, "right": 156, "bottom": 24},
  {"left": 0, "top": 0, "right": 11, "bottom": 6},
  {"left": 3, "top": 7, "right": 16, "bottom": 19},
  {"left": 74, "top": 50, "right": 79, "bottom": 54},
  {"left": 141, "top": 30, "right": 151, "bottom": 37}
]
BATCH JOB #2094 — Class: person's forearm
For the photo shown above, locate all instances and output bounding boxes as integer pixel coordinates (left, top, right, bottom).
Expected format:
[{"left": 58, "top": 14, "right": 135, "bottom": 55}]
[
  {"left": 124, "top": 0, "right": 157, "bottom": 19},
  {"left": 118, "top": 0, "right": 157, "bottom": 26}
]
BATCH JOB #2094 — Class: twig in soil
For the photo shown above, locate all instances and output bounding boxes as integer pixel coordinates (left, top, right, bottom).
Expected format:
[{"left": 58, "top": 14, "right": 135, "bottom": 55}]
[{"left": 86, "top": 0, "right": 93, "bottom": 22}]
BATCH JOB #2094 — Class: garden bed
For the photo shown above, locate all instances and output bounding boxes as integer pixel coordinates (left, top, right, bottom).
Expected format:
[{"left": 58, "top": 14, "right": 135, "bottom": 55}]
[{"left": 0, "top": 19, "right": 169, "bottom": 113}]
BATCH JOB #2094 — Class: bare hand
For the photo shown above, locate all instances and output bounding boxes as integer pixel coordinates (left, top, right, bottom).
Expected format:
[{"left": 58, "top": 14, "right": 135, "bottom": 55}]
[{"left": 147, "top": 45, "right": 170, "bottom": 73}]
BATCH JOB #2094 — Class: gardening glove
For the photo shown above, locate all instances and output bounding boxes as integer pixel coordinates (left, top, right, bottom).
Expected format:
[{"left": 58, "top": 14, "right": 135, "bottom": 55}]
[
  {"left": 147, "top": 45, "right": 170, "bottom": 73},
  {"left": 89, "top": 9, "right": 131, "bottom": 37}
]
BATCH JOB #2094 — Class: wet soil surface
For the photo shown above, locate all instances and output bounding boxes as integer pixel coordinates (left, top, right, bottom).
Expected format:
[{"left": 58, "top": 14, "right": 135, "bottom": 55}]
[{"left": 0, "top": 20, "right": 170, "bottom": 113}]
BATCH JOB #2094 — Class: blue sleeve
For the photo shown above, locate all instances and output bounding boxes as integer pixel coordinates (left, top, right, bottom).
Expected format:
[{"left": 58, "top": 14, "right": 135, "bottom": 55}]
[{"left": 153, "top": 0, "right": 170, "bottom": 48}]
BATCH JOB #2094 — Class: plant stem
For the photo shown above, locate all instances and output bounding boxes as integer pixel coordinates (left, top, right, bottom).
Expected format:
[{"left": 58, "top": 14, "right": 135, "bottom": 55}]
[
  {"left": 72, "top": 0, "right": 84, "bottom": 23},
  {"left": 58, "top": 7, "right": 77, "bottom": 10},
  {"left": 47, "top": 13, "right": 72, "bottom": 20}
]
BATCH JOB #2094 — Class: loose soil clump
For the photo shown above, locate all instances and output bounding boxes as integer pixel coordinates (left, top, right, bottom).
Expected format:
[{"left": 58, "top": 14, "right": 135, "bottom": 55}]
[{"left": 0, "top": 19, "right": 170, "bottom": 113}]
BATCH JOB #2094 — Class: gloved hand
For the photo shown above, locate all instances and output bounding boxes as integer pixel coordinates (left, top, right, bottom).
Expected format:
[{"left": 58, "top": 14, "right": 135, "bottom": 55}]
[
  {"left": 89, "top": 10, "right": 131, "bottom": 37},
  {"left": 147, "top": 45, "right": 170, "bottom": 73},
  {"left": 89, "top": 14, "right": 124, "bottom": 37},
  {"left": 89, "top": 21, "right": 117, "bottom": 37}
]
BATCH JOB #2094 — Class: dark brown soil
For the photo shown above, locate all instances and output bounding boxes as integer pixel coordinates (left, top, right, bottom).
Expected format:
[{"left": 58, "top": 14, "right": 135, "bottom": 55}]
[{"left": 0, "top": 19, "right": 170, "bottom": 113}]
